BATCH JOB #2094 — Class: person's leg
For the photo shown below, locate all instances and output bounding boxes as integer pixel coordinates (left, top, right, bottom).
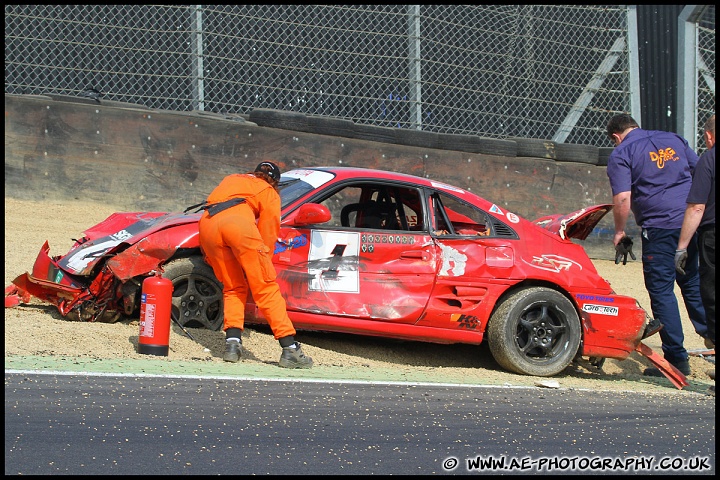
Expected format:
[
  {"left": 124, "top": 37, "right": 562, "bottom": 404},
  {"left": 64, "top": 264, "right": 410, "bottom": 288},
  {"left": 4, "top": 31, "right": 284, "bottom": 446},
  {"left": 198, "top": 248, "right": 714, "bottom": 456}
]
[
  {"left": 199, "top": 215, "right": 251, "bottom": 363},
  {"left": 223, "top": 220, "right": 296, "bottom": 341},
  {"left": 198, "top": 216, "right": 248, "bottom": 333},
  {"left": 698, "top": 228, "right": 715, "bottom": 344},
  {"left": 675, "top": 232, "right": 708, "bottom": 339},
  {"left": 641, "top": 228, "right": 688, "bottom": 365},
  {"left": 224, "top": 220, "right": 312, "bottom": 368}
]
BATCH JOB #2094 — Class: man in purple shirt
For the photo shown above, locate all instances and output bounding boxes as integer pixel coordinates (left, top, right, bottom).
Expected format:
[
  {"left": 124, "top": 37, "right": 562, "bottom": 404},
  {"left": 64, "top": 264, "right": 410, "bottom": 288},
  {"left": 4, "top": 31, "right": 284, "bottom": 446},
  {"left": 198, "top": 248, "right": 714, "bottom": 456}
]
[
  {"left": 675, "top": 114, "right": 715, "bottom": 390},
  {"left": 606, "top": 114, "right": 708, "bottom": 377}
]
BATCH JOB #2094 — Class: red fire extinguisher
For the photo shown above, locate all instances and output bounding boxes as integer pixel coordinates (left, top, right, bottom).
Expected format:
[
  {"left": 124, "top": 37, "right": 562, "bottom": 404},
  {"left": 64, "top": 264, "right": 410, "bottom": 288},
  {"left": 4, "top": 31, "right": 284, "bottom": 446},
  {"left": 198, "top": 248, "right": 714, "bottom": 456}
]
[{"left": 138, "top": 272, "right": 173, "bottom": 356}]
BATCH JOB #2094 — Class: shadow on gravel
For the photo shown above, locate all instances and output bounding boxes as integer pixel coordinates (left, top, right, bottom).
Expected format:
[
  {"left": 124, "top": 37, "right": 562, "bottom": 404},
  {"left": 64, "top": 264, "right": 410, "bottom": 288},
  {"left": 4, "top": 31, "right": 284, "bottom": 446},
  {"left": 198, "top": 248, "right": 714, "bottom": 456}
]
[{"left": 257, "top": 325, "right": 498, "bottom": 370}]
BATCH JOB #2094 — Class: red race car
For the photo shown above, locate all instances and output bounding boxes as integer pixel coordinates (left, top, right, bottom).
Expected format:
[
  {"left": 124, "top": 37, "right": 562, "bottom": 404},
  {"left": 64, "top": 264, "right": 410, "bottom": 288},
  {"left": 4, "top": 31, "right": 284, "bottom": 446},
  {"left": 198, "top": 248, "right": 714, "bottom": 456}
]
[{"left": 7, "top": 166, "right": 663, "bottom": 378}]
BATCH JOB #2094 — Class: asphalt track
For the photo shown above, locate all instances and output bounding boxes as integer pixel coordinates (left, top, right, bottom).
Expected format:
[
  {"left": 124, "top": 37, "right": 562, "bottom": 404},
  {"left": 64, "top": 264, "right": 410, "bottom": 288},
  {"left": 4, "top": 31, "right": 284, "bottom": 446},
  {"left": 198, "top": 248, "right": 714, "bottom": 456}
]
[{"left": 5, "top": 369, "right": 716, "bottom": 475}]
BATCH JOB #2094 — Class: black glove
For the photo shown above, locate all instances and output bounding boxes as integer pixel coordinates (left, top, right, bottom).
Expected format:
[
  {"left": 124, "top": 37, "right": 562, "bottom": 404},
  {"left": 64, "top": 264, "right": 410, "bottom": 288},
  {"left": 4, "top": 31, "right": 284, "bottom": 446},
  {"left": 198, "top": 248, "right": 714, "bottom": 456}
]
[
  {"left": 615, "top": 235, "right": 636, "bottom": 265},
  {"left": 674, "top": 248, "right": 688, "bottom": 275}
]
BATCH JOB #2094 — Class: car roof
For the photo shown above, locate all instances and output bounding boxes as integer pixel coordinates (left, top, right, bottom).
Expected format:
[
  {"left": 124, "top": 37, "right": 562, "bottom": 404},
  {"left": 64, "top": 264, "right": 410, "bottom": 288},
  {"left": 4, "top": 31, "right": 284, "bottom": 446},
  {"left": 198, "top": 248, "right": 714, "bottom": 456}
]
[{"left": 300, "top": 166, "right": 455, "bottom": 191}]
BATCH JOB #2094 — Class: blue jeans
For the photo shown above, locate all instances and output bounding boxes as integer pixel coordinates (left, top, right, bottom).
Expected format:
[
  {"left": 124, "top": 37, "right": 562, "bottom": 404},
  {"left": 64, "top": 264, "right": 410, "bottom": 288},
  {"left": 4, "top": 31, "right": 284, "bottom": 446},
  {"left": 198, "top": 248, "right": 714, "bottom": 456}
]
[{"left": 641, "top": 227, "right": 707, "bottom": 364}]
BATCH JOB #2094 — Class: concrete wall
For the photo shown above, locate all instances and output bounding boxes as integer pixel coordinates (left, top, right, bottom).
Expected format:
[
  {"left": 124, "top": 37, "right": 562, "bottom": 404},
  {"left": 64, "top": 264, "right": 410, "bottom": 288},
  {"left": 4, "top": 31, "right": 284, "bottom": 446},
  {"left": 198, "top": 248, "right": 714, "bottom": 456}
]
[{"left": 5, "top": 93, "right": 628, "bottom": 259}]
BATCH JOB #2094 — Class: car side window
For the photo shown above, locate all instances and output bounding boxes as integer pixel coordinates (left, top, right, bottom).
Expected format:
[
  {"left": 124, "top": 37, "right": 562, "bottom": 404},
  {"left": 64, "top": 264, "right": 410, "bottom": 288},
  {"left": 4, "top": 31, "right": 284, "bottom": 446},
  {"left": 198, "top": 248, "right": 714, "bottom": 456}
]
[
  {"left": 317, "top": 183, "right": 423, "bottom": 232},
  {"left": 431, "top": 192, "right": 492, "bottom": 237},
  {"left": 318, "top": 186, "right": 361, "bottom": 227}
]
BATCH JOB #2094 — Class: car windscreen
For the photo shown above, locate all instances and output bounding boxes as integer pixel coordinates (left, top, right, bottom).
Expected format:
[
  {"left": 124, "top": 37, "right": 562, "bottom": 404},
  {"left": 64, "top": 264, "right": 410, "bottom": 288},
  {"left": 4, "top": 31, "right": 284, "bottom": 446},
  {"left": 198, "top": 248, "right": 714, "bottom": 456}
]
[
  {"left": 279, "top": 169, "right": 335, "bottom": 209},
  {"left": 279, "top": 178, "right": 312, "bottom": 208}
]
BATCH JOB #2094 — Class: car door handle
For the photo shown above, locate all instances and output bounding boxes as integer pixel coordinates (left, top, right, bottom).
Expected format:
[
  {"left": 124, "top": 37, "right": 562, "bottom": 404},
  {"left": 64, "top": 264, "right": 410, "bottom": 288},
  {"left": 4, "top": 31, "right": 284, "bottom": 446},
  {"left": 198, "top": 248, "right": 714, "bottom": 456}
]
[{"left": 400, "top": 250, "right": 430, "bottom": 261}]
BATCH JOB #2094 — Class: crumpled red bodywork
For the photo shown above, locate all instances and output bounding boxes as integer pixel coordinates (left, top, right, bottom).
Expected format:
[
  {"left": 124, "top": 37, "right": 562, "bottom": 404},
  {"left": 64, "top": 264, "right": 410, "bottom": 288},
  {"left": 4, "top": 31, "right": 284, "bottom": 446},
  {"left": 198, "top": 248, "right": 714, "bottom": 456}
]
[{"left": 9, "top": 211, "right": 201, "bottom": 321}]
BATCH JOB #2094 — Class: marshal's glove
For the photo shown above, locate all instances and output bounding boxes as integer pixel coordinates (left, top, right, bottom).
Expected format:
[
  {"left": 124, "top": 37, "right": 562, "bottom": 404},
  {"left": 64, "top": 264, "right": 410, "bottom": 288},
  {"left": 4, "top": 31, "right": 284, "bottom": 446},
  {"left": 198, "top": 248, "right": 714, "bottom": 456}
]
[
  {"left": 615, "top": 235, "right": 636, "bottom": 265},
  {"left": 674, "top": 248, "right": 688, "bottom": 276}
]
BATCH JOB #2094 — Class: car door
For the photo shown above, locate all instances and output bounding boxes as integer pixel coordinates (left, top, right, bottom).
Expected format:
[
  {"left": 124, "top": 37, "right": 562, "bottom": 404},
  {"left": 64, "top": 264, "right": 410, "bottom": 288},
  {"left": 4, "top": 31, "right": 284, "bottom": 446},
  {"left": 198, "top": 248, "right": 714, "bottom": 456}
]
[
  {"left": 274, "top": 181, "right": 437, "bottom": 324},
  {"left": 419, "top": 190, "right": 520, "bottom": 331}
]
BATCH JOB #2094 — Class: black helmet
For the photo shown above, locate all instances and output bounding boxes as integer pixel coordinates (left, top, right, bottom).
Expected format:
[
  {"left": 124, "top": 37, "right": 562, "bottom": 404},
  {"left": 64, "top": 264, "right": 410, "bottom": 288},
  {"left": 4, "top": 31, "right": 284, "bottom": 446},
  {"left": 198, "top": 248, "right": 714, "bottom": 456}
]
[{"left": 254, "top": 161, "right": 281, "bottom": 182}]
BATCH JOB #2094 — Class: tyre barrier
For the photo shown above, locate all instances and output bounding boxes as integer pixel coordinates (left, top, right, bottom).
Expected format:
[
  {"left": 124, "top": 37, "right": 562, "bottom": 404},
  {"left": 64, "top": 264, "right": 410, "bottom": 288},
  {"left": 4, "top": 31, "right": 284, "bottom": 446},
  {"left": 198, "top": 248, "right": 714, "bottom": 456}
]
[
  {"left": 246, "top": 108, "right": 605, "bottom": 164},
  {"left": 394, "top": 128, "right": 439, "bottom": 149},
  {"left": 46, "top": 93, "right": 150, "bottom": 110},
  {"left": 438, "top": 133, "right": 518, "bottom": 157},
  {"left": 352, "top": 123, "right": 397, "bottom": 144},
  {"left": 555, "top": 142, "right": 600, "bottom": 165},
  {"left": 189, "top": 110, "right": 252, "bottom": 123},
  {"left": 249, "top": 108, "right": 310, "bottom": 132},
  {"left": 46, "top": 93, "right": 102, "bottom": 105},
  {"left": 597, "top": 146, "right": 614, "bottom": 166},
  {"left": 510, "top": 137, "right": 557, "bottom": 160},
  {"left": 307, "top": 115, "right": 356, "bottom": 138}
]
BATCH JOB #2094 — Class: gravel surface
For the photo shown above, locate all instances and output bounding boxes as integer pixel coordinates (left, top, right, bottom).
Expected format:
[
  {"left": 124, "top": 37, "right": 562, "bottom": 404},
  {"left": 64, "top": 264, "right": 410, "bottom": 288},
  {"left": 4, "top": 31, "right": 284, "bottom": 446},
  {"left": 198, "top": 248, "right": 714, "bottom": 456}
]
[{"left": 4, "top": 197, "right": 714, "bottom": 394}]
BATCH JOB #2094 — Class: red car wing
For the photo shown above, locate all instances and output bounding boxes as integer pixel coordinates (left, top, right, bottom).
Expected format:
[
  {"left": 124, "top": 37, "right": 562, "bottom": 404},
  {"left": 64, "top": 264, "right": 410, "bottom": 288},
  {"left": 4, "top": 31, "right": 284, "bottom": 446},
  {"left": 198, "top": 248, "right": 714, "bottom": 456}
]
[
  {"left": 59, "top": 212, "right": 199, "bottom": 276},
  {"left": 533, "top": 204, "right": 612, "bottom": 241}
]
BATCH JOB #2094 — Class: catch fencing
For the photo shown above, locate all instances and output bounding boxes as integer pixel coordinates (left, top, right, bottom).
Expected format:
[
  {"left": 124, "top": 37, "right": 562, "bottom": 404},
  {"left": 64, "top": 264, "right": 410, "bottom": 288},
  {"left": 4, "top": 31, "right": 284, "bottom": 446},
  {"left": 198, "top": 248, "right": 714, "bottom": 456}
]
[{"left": 4, "top": 5, "right": 714, "bottom": 148}]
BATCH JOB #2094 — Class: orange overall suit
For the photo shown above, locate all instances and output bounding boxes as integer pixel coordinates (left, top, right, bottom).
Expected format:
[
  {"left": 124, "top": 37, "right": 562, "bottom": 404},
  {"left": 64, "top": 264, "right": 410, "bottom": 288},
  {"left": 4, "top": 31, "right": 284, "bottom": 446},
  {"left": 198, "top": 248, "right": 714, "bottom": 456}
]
[{"left": 198, "top": 173, "right": 296, "bottom": 340}]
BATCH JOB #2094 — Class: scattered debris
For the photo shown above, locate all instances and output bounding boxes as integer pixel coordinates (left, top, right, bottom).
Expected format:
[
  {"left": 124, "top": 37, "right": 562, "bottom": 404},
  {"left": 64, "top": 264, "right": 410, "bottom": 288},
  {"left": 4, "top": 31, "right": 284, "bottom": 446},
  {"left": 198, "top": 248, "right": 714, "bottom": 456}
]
[
  {"left": 688, "top": 348, "right": 715, "bottom": 356},
  {"left": 535, "top": 380, "right": 560, "bottom": 389}
]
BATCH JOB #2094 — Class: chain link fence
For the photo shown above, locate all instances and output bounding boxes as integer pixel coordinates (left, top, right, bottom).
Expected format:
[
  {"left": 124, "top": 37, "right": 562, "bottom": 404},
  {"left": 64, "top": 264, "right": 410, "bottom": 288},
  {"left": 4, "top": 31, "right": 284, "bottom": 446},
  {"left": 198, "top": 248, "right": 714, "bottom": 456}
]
[
  {"left": 4, "top": 5, "right": 712, "bottom": 148},
  {"left": 695, "top": 6, "right": 716, "bottom": 152}
]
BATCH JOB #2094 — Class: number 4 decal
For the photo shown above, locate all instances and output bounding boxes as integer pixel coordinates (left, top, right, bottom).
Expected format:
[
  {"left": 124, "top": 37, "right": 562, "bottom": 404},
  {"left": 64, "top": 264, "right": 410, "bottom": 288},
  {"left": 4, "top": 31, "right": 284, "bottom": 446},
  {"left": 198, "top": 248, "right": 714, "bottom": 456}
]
[
  {"left": 309, "top": 231, "right": 360, "bottom": 293},
  {"left": 322, "top": 244, "right": 347, "bottom": 279}
]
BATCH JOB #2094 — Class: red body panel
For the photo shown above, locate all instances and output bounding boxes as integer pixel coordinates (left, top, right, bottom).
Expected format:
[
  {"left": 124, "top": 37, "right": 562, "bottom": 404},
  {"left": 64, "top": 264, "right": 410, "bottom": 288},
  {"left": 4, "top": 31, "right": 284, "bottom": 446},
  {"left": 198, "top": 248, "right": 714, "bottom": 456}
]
[{"left": 533, "top": 204, "right": 614, "bottom": 241}]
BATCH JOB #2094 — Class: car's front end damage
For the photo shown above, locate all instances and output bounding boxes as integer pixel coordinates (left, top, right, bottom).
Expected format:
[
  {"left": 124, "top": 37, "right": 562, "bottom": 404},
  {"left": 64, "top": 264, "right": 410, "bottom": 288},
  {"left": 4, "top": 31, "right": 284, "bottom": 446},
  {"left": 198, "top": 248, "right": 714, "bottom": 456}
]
[
  {"left": 6, "top": 211, "right": 202, "bottom": 323},
  {"left": 533, "top": 204, "right": 689, "bottom": 388}
]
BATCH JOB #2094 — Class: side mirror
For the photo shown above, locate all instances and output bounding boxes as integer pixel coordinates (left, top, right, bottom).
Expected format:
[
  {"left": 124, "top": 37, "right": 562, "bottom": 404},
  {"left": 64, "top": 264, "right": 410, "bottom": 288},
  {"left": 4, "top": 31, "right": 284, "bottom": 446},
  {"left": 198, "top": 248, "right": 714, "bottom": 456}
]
[{"left": 283, "top": 203, "right": 331, "bottom": 226}]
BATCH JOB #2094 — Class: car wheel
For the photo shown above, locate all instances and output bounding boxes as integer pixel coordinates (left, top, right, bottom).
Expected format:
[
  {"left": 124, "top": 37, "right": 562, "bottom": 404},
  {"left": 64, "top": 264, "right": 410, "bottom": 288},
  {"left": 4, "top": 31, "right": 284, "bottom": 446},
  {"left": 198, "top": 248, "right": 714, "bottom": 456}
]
[
  {"left": 161, "top": 256, "right": 224, "bottom": 331},
  {"left": 487, "top": 287, "right": 581, "bottom": 376}
]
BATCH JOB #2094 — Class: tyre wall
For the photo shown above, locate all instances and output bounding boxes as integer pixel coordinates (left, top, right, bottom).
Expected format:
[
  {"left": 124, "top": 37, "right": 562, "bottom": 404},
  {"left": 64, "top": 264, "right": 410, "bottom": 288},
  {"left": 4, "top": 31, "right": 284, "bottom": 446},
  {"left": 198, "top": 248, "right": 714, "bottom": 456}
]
[{"left": 4, "top": 94, "right": 635, "bottom": 259}]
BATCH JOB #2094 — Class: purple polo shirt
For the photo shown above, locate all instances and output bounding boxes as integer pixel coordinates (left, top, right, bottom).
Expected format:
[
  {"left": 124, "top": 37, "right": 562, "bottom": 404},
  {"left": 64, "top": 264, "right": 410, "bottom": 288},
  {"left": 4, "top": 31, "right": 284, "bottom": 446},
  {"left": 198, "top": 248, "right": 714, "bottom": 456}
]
[
  {"left": 606, "top": 128, "right": 699, "bottom": 229},
  {"left": 686, "top": 145, "right": 715, "bottom": 227}
]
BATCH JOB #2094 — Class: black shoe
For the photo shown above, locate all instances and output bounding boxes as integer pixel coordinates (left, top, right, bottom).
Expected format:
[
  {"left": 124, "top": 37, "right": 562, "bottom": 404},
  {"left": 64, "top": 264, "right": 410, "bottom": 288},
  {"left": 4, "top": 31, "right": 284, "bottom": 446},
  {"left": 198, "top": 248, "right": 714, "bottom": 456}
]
[
  {"left": 223, "top": 339, "right": 243, "bottom": 363},
  {"left": 704, "top": 337, "right": 715, "bottom": 350},
  {"left": 643, "top": 359, "right": 690, "bottom": 377},
  {"left": 642, "top": 318, "right": 663, "bottom": 339},
  {"left": 279, "top": 342, "right": 313, "bottom": 369}
]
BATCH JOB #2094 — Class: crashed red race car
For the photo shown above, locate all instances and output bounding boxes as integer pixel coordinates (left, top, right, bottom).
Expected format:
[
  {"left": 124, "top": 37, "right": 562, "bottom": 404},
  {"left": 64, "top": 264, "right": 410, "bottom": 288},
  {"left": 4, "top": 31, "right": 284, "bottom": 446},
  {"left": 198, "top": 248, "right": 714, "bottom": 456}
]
[{"left": 6, "top": 166, "right": 683, "bottom": 382}]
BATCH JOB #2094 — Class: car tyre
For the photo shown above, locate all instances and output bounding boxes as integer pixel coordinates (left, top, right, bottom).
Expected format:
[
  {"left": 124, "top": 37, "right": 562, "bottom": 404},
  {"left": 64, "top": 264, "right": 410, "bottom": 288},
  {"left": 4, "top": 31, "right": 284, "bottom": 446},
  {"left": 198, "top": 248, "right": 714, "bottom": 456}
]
[
  {"left": 162, "top": 256, "right": 224, "bottom": 331},
  {"left": 487, "top": 287, "right": 581, "bottom": 376}
]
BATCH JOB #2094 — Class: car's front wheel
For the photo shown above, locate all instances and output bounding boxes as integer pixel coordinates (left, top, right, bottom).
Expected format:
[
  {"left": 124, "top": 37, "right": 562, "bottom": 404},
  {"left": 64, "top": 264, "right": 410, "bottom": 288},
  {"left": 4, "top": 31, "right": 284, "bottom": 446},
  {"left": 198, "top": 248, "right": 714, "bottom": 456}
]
[
  {"left": 487, "top": 287, "right": 581, "bottom": 376},
  {"left": 161, "top": 256, "right": 224, "bottom": 331}
]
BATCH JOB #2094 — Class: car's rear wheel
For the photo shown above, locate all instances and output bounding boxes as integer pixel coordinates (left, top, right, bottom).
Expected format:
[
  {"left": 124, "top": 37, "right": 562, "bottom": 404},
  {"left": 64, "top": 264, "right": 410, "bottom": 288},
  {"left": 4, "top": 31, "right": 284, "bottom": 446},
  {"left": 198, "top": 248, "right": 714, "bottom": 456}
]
[
  {"left": 161, "top": 256, "right": 224, "bottom": 331},
  {"left": 487, "top": 287, "right": 581, "bottom": 376}
]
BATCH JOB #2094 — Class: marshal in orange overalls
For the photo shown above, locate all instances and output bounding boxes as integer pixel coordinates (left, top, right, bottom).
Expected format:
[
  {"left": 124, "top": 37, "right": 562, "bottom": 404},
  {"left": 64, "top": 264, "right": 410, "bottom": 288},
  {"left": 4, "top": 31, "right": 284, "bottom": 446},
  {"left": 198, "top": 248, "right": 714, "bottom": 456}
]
[{"left": 198, "top": 172, "right": 296, "bottom": 340}]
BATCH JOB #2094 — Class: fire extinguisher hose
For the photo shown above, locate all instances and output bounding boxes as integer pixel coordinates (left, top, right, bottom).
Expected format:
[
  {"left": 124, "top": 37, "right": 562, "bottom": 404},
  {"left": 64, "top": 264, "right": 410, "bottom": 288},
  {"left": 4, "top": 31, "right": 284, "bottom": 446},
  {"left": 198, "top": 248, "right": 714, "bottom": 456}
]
[{"left": 171, "top": 312, "right": 198, "bottom": 342}]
